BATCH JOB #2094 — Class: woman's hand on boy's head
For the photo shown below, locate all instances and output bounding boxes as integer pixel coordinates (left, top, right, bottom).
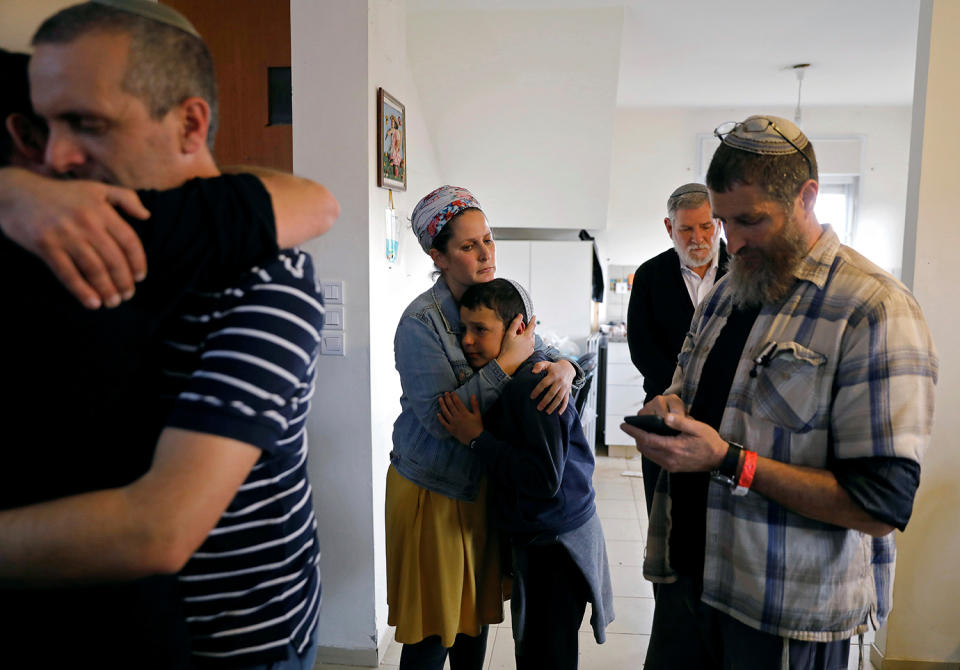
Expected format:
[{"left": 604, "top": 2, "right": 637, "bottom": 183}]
[
  {"left": 529, "top": 359, "right": 575, "bottom": 415},
  {"left": 437, "top": 392, "right": 484, "bottom": 445},
  {"left": 495, "top": 313, "right": 536, "bottom": 376}
]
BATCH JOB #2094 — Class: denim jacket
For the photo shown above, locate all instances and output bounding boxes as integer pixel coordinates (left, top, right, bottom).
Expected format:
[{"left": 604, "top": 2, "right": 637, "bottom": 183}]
[{"left": 391, "top": 277, "right": 581, "bottom": 501}]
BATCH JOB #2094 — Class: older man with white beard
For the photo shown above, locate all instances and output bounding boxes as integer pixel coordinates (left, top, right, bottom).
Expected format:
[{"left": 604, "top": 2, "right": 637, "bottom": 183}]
[
  {"left": 627, "top": 182, "right": 728, "bottom": 514},
  {"left": 622, "top": 115, "right": 937, "bottom": 669}
]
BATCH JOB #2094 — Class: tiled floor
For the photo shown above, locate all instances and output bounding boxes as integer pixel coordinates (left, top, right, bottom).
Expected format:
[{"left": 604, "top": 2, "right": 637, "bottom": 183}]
[{"left": 320, "top": 455, "right": 875, "bottom": 669}]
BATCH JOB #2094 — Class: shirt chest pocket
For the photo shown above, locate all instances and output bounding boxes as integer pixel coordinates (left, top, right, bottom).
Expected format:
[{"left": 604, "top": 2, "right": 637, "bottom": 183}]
[{"left": 750, "top": 342, "right": 828, "bottom": 433}]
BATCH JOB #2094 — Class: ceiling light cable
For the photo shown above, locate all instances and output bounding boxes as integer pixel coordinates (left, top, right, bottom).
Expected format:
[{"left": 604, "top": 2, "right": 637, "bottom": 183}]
[{"left": 792, "top": 63, "right": 810, "bottom": 126}]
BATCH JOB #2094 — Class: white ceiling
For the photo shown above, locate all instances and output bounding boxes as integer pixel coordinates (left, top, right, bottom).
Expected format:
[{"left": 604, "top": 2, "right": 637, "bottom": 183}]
[{"left": 408, "top": 0, "right": 922, "bottom": 109}]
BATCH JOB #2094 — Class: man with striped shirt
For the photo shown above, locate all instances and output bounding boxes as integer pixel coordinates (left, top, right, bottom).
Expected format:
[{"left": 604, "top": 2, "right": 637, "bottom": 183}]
[
  {"left": 161, "top": 248, "right": 325, "bottom": 666},
  {"left": 622, "top": 116, "right": 937, "bottom": 669},
  {"left": 0, "top": 2, "right": 331, "bottom": 668}
]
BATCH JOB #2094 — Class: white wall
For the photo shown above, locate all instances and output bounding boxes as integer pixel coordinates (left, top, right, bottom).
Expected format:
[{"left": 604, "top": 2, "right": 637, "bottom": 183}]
[
  {"left": 292, "top": 0, "right": 441, "bottom": 662},
  {"left": 366, "top": 0, "right": 443, "bottom": 652},
  {"left": 882, "top": 0, "right": 960, "bottom": 665},
  {"left": 292, "top": 0, "right": 375, "bottom": 659},
  {"left": 597, "top": 106, "right": 913, "bottom": 280},
  {"left": 407, "top": 7, "right": 623, "bottom": 230}
]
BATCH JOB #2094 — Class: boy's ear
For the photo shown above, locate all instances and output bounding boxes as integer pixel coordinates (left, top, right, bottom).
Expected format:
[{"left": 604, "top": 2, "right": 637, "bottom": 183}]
[{"left": 516, "top": 319, "right": 526, "bottom": 335}]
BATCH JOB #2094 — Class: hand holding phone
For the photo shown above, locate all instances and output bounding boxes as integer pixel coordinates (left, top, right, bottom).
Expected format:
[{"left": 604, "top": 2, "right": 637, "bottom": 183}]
[{"left": 623, "top": 413, "right": 681, "bottom": 437}]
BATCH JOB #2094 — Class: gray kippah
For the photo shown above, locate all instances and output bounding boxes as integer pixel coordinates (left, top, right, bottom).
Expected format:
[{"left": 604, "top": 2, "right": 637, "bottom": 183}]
[
  {"left": 91, "top": 0, "right": 200, "bottom": 37},
  {"left": 504, "top": 279, "right": 534, "bottom": 326},
  {"left": 722, "top": 114, "right": 808, "bottom": 156},
  {"left": 669, "top": 183, "right": 708, "bottom": 199}
]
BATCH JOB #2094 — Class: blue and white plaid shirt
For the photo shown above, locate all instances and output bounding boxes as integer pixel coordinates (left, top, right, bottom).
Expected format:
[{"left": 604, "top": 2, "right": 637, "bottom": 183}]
[{"left": 644, "top": 225, "right": 938, "bottom": 641}]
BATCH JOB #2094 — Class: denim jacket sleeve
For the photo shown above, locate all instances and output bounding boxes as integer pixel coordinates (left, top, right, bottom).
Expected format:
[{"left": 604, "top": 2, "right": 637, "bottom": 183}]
[
  {"left": 534, "top": 335, "right": 586, "bottom": 390},
  {"left": 395, "top": 312, "right": 511, "bottom": 440}
]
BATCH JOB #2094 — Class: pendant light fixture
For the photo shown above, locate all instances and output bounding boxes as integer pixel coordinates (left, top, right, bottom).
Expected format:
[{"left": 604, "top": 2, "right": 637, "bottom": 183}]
[{"left": 792, "top": 63, "right": 810, "bottom": 126}]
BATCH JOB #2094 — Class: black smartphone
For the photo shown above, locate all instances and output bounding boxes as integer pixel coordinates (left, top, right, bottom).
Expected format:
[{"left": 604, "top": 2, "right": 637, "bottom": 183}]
[{"left": 623, "top": 414, "right": 680, "bottom": 437}]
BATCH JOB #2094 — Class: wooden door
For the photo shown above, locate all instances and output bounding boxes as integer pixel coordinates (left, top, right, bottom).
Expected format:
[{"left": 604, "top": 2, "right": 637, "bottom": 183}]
[{"left": 160, "top": 0, "right": 292, "bottom": 171}]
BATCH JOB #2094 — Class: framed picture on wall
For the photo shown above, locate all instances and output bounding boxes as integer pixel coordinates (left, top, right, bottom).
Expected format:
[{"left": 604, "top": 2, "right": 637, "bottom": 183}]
[{"left": 377, "top": 88, "right": 406, "bottom": 191}]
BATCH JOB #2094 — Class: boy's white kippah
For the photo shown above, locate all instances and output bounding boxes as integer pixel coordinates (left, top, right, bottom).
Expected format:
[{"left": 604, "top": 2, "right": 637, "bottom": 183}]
[{"left": 504, "top": 279, "right": 534, "bottom": 326}]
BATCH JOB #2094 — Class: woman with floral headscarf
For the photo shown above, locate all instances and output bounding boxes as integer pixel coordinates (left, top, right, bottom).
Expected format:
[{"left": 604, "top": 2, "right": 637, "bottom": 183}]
[{"left": 386, "top": 186, "right": 581, "bottom": 669}]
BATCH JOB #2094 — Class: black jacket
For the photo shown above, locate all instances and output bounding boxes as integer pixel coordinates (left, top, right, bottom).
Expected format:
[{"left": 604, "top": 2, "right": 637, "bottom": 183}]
[
  {"left": 473, "top": 352, "right": 596, "bottom": 540},
  {"left": 626, "top": 242, "right": 728, "bottom": 402}
]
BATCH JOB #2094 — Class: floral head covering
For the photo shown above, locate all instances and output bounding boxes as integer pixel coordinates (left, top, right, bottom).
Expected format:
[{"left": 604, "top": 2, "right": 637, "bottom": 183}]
[{"left": 411, "top": 185, "right": 483, "bottom": 253}]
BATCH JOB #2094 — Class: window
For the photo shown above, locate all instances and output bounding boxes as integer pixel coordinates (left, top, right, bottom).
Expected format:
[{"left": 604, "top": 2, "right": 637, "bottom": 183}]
[{"left": 816, "top": 178, "right": 858, "bottom": 244}]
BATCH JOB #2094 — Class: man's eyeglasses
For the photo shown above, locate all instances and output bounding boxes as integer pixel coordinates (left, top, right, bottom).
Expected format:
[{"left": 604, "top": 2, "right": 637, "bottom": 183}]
[{"left": 714, "top": 118, "right": 814, "bottom": 181}]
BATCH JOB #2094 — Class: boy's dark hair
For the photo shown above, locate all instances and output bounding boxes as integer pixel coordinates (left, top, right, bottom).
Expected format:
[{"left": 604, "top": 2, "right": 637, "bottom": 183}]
[
  {"left": 706, "top": 141, "right": 818, "bottom": 213},
  {"left": 460, "top": 278, "right": 527, "bottom": 327},
  {"left": 32, "top": 2, "right": 219, "bottom": 151},
  {"left": 0, "top": 49, "right": 35, "bottom": 166}
]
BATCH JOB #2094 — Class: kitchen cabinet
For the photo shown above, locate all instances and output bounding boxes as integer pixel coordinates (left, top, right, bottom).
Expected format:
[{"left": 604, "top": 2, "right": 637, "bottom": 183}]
[
  {"left": 604, "top": 341, "right": 644, "bottom": 450},
  {"left": 495, "top": 240, "right": 593, "bottom": 343}
]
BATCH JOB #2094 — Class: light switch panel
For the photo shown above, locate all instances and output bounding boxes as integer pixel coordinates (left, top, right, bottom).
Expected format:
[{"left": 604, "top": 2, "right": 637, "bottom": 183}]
[
  {"left": 320, "top": 332, "right": 345, "bottom": 356},
  {"left": 324, "top": 306, "right": 343, "bottom": 330},
  {"left": 320, "top": 280, "right": 343, "bottom": 304}
]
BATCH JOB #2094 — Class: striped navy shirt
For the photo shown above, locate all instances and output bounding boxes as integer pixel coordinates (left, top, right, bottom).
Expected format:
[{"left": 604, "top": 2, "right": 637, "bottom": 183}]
[{"left": 163, "top": 248, "right": 323, "bottom": 666}]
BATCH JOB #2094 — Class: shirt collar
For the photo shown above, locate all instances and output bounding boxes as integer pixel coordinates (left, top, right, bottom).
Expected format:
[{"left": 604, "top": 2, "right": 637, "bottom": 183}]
[
  {"left": 793, "top": 224, "right": 840, "bottom": 290},
  {"left": 430, "top": 276, "right": 461, "bottom": 334}
]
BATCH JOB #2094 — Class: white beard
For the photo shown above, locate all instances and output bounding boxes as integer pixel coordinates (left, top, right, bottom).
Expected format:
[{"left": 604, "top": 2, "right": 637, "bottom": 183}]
[{"left": 673, "top": 230, "right": 720, "bottom": 269}]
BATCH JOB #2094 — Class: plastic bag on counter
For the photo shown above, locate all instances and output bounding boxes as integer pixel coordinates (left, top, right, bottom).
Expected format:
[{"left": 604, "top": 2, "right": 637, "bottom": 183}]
[{"left": 539, "top": 330, "right": 582, "bottom": 358}]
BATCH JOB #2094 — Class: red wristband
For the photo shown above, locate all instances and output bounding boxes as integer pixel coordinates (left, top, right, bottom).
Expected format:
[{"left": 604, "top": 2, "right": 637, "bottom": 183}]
[{"left": 733, "top": 450, "right": 757, "bottom": 496}]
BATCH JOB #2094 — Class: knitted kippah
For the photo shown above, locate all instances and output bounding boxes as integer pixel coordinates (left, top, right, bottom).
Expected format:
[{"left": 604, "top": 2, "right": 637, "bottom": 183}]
[
  {"left": 721, "top": 114, "right": 808, "bottom": 156},
  {"left": 669, "top": 182, "right": 708, "bottom": 199},
  {"left": 91, "top": 0, "right": 200, "bottom": 37}
]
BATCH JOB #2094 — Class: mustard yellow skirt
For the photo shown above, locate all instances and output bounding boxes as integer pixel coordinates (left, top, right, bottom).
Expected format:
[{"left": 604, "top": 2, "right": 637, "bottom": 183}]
[{"left": 385, "top": 465, "right": 504, "bottom": 647}]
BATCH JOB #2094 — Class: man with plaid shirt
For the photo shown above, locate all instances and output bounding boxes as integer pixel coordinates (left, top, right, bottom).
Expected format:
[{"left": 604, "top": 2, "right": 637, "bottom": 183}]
[{"left": 622, "top": 114, "right": 937, "bottom": 670}]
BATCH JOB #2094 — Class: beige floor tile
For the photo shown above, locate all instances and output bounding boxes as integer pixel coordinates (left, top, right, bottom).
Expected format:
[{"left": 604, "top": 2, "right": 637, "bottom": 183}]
[
  {"left": 382, "top": 639, "right": 401, "bottom": 665},
  {"left": 481, "top": 628, "right": 497, "bottom": 670},
  {"left": 597, "top": 499, "right": 640, "bottom": 519},
  {"left": 624, "top": 457, "right": 644, "bottom": 471},
  {"left": 595, "top": 480, "right": 635, "bottom": 500},
  {"left": 578, "top": 597, "right": 656, "bottom": 637},
  {"left": 594, "top": 466, "right": 632, "bottom": 482},
  {"left": 598, "top": 517, "right": 645, "bottom": 542},
  {"left": 579, "top": 631, "right": 650, "bottom": 669},
  {"left": 610, "top": 565, "right": 655, "bottom": 598},
  {"left": 500, "top": 603, "right": 512, "bottom": 629},
  {"left": 485, "top": 626, "right": 516, "bottom": 669},
  {"left": 629, "top": 477, "right": 648, "bottom": 501},
  {"left": 605, "top": 596, "right": 655, "bottom": 635},
  {"left": 606, "top": 444, "right": 636, "bottom": 459},
  {"left": 634, "top": 497, "right": 650, "bottom": 523},
  {"left": 595, "top": 456, "right": 629, "bottom": 471},
  {"left": 605, "top": 539, "right": 645, "bottom": 567}
]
